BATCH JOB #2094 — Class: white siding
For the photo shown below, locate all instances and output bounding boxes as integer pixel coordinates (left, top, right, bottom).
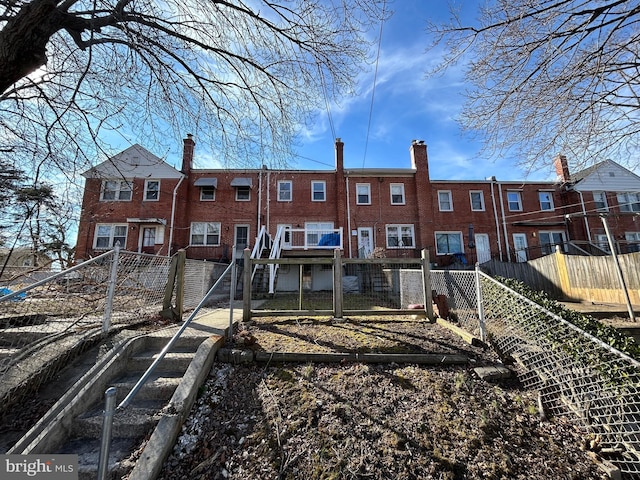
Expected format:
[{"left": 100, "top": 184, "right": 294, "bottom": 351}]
[{"left": 574, "top": 161, "right": 640, "bottom": 192}]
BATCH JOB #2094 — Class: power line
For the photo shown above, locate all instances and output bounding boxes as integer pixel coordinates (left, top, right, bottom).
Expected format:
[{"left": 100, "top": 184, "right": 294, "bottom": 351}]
[{"left": 362, "top": 0, "right": 387, "bottom": 168}]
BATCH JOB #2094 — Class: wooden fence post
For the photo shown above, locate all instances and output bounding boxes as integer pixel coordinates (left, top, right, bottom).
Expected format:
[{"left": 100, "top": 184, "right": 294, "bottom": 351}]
[
  {"left": 421, "top": 249, "right": 434, "bottom": 322},
  {"left": 243, "top": 248, "right": 252, "bottom": 322},
  {"left": 174, "top": 249, "right": 186, "bottom": 321},
  {"left": 333, "top": 249, "right": 343, "bottom": 319}
]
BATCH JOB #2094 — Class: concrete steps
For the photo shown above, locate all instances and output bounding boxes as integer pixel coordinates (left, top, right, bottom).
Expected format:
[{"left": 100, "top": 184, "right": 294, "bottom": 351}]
[{"left": 8, "top": 331, "right": 219, "bottom": 480}]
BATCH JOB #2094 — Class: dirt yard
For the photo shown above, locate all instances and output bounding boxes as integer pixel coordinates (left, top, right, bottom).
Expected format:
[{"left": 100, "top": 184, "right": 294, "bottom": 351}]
[{"left": 156, "top": 316, "right": 609, "bottom": 480}]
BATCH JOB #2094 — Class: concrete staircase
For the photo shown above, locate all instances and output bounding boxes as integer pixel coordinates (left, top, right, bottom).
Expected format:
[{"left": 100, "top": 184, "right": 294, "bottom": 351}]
[{"left": 9, "top": 331, "right": 219, "bottom": 480}]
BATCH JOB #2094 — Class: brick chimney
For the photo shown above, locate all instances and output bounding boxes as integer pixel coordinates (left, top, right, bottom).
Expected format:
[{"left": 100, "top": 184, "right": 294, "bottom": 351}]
[
  {"left": 410, "top": 140, "right": 429, "bottom": 179},
  {"left": 182, "top": 134, "right": 195, "bottom": 173},
  {"left": 335, "top": 137, "right": 344, "bottom": 172},
  {"left": 554, "top": 154, "right": 570, "bottom": 182}
]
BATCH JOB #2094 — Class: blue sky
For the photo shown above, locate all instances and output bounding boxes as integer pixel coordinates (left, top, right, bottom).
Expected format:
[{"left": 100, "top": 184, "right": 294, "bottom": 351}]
[{"left": 290, "top": 1, "right": 554, "bottom": 182}]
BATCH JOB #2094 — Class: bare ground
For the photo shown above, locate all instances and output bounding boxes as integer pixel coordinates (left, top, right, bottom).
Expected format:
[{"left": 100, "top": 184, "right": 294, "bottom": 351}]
[{"left": 157, "top": 316, "right": 609, "bottom": 480}]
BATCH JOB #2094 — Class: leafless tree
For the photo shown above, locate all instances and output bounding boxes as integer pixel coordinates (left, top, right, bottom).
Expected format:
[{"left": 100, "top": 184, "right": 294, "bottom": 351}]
[
  {"left": 0, "top": 0, "right": 385, "bottom": 175},
  {"left": 429, "top": 0, "right": 640, "bottom": 172}
]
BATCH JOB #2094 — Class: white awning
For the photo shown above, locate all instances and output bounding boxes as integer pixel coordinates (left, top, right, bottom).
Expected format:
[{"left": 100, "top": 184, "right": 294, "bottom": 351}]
[
  {"left": 126, "top": 218, "right": 166, "bottom": 225},
  {"left": 230, "top": 177, "right": 253, "bottom": 187},
  {"left": 194, "top": 177, "right": 218, "bottom": 188}
]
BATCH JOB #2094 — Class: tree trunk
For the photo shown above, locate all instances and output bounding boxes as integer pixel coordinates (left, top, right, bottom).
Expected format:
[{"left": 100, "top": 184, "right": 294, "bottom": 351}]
[{"left": 0, "top": 0, "right": 64, "bottom": 94}]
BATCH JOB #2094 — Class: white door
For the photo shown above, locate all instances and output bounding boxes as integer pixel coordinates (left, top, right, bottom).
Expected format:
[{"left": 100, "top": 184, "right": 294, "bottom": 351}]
[
  {"left": 234, "top": 225, "right": 249, "bottom": 259},
  {"left": 357, "top": 227, "right": 374, "bottom": 258},
  {"left": 475, "top": 233, "right": 490, "bottom": 264},
  {"left": 512, "top": 233, "right": 528, "bottom": 262},
  {"left": 277, "top": 224, "right": 292, "bottom": 249}
]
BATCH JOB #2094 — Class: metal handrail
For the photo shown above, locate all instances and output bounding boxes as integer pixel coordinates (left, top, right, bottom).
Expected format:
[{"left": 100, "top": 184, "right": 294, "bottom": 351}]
[{"left": 117, "top": 260, "right": 234, "bottom": 410}]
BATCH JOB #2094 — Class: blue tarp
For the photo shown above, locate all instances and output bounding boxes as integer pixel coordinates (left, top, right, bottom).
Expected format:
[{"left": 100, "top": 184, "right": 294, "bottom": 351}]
[
  {"left": 0, "top": 287, "right": 26, "bottom": 301},
  {"left": 318, "top": 233, "right": 340, "bottom": 247}
]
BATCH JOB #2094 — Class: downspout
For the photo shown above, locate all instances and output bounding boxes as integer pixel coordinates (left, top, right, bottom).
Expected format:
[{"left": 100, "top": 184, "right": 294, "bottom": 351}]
[
  {"left": 168, "top": 174, "right": 186, "bottom": 256},
  {"left": 257, "top": 166, "right": 263, "bottom": 238},
  {"left": 489, "top": 178, "right": 503, "bottom": 261},
  {"left": 266, "top": 170, "right": 271, "bottom": 233},
  {"left": 345, "top": 174, "right": 352, "bottom": 258},
  {"left": 498, "top": 182, "right": 510, "bottom": 261},
  {"left": 578, "top": 191, "right": 592, "bottom": 243}
]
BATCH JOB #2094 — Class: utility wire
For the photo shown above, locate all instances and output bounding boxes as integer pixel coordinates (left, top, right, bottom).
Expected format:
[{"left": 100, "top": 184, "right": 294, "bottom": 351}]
[{"left": 362, "top": 0, "right": 387, "bottom": 168}]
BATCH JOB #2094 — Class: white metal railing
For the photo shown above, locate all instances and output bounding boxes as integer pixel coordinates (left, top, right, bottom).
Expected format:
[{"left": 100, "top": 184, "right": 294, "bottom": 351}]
[
  {"left": 268, "top": 227, "right": 285, "bottom": 294},
  {"left": 250, "top": 226, "right": 270, "bottom": 282},
  {"left": 282, "top": 227, "right": 343, "bottom": 250}
]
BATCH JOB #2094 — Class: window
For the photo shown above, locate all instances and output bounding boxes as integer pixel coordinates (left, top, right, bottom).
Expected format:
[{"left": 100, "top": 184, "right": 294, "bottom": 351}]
[
  {"left": 94, "top": 224, "right": 127, "bottom": 249},
  {"left": 200, "top": 187, "right": 216, "bottom": 201},
  {"left": 100, "top": 180, "right": 132, "bottom": 201},
  {"left": 625, "top": 232, "right": 640, "bottom": 252},
  {"left": 438, "top": 191, "right": 453, "bottom": 211},
  {"left": 539, "top": 231, "right": 567, "bottom": 254},
  {"left": 435, "top": 232, "right": 463, "bottom": 255},
  {"left": 390, "top": 184, "right": 405, "bottom": 205},
  {"left": 278, "top": 180, "right": 292, "bottom": 201},
  {"left": 356, "top": 183, "right": 371, "bottom": 205},
  {"left": 190, "top": 222, "right": 221, "bottom": 246},
  {"left": 144, "top": 180, "right": 160, "bottom": 201},
  {"left": 595, "top": 234, "right": 610, "bottom": 253},
  {"left": 507, "top": 191, "right": 522, "bottom": 211},
  {"left": 593, "top": 191, "right": 608, "bottom": 212},
  {"left": 538, "top": 191, "right": 554, "bottom": 211},
  {"left": 469, "top": 191, "right": 485, "bottom": 211},
  {"left": 305, "top": 222, "right": 334, "bottom": 246},
  {"left": 312, "top": 181, "right": 326, "bottom": 202},
  {"left": 617, "top": 192, "right": 640, "bottom": 212},
  {"left": 386, "top": 224, "right": 415, "bottom": 248},
  {"left": 236, "top": 186, "right": 250, "bottom": 201}
]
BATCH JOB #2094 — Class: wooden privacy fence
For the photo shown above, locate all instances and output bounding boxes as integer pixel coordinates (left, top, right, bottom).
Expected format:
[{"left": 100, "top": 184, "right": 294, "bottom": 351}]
[{"left": 482, "top": 250, "right": 640, "bottom": 305}]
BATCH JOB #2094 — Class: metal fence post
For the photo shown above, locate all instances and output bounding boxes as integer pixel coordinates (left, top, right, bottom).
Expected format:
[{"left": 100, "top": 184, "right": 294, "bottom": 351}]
[
  {"left": 333, "top": 249, "right": 343, "bottom": 319},
  {"left": 97, "top": 386, "right": 117, "bottom": 480},
  {"left": 475, "top": 263, "right": 487, "bottom": 342},
  {"left": 102, "top": 244, "right": 120, "bottom": 332}
]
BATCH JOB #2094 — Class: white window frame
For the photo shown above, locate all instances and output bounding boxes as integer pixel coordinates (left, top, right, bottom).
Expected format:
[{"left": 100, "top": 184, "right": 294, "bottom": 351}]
[
  {"left": 386, "top": 224, "right": 415, "bottom": 249},
  {"left": 390, "top": 183, "right": 405, "bottom": 205},
  {"left": 507, "top": 191, "right": 523, "bottom": 211},
  {"left": 438, "top": 190, "right": 453, "bottom": 211},
  {"left": 200, "top": 186, "right": 216, "bottom": 201},
  {"left": 235, "top": 186, "right": 251, "bottom": 201},
  {"left": 190, "top": 222, "right": 221, "bottom": 246},
  {"left": 356, "top": 183, "right": 371, "bottom": 205},
  {"left": 469, "top": 191, "right": 485, "bottom": 211},
  {"left": 595, "top": 233, "right": 610, "bottom": 252},
  {"left": 435, "top": 231, "right": 463, "bottom": 255},
  {"left": 617, "top": 192, "right": 640, "bottom": 212},
  {"left": 278, "top": 180, "right": 292, "bottom": 202},
  {"left": 311, "top": 181, "right": 326, "bottom": 202},
  {"left": 538, "top": 191, "right": 554, "bottom": 211},
  {"left": 100, "top": 180, "right": 132, "bottom": 201},
  {"left": 94, "top": 224, "right": 128, "bottom": 249},
  {"left": 144, "top": 179, "right": 160, "bottom": 201},
  {"left": 593, "top": 191, "right": 608, "bottom": 212},
  {"left": 305, "top": 221, "right": 335, "bottom": 246}
]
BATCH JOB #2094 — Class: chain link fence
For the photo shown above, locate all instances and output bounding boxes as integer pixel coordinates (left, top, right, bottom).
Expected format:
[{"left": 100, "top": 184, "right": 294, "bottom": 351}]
[
  {"left": 478, "top": 271, "right": 640, "bottom": 478},
  {"left": 0, "top": 248, "right": 173, "bottom": 418},
  {"left": 247, "top": 255, "right": 427, "bottom": 316},
  {"left": 183, "top": 258, "right": 230, "bottom": 310}
]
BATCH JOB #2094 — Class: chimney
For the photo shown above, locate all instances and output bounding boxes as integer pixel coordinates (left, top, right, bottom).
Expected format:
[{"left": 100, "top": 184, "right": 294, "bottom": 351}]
[
  {"left": 554, "top": 154, "right": 570, "bottom": 182},
  {"left": 410, "top": 140, "right": 429, "bottom": 178},
  {"left": 335, "top": 137, "right": 344, "bottom": 172},
  {"left": 182, "top": 134, "right": 195, "bottom": 173}
]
